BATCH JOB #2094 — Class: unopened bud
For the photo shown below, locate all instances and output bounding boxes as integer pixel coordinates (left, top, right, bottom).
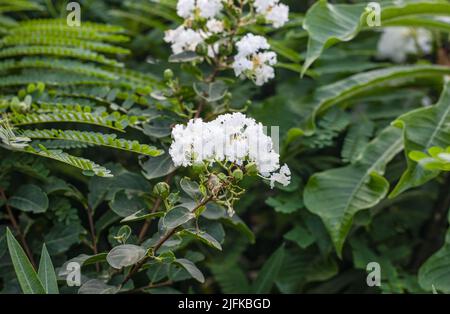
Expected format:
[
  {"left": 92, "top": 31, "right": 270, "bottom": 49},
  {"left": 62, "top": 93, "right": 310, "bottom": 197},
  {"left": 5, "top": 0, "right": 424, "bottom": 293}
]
[
  {"left": 245, "top": 163, "right": 258, "bottom": 176},
  {"left": 153, "top": 182, "right": 170, "bottom": 198},
  {"left": 164, "top": 69, "right": 174, "bottom": 81},
  {"left": 232, "top": 168, "right": 244, "bottom": 181}
]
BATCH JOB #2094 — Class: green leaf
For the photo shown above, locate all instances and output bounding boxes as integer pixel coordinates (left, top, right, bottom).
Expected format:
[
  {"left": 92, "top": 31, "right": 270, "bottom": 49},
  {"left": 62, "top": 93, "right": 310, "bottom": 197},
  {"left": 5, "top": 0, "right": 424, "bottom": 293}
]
[
  {"left": 174, "top": 258, "right": 205, "bottom": 283},
  {"left": 120, "top": 210, "right": 164, "bottom": 223},
  {"left": 140, "top": 153, "right": 177, "bottom": 180},
  {"left": 193, "top": 80, "right": 228, "bottom": 102},
  {"left": 302, "top": 0, "right": 450, "bottom": 73},
  {"left": 38, "top": 244, "right": 59, "bottom": 294},
  {"left": 418, "top": 244, "right": 450, "bottom": 293},
  {"left": 302, "top": 0, "right": 366, "bottom": 75},
  {"left": 209, "top": 263, "right": 250, "bottom": 293},
  {"left": 179, "top": 229, "right": 222, "bottom": 251},
  {"left": 8, "top": 184, "right": 49, "bottom": 213},
  {"left": 252, "top": 245, "right": 285, "bottom": 294},
  {"left": 6, "top": 228, "right": 45, "bottom": 294},
  {"left": 78, "top": 279, "right": 119, "bottom": 294},
  {"left": 265, "top": 192, "right": 303, "bottom": 214},
  {"left": 390, "top": 81, "right": 450, "bottom": 197},
  {"left": 163, "top": 206, "right": 195, "bottom": 229},
  {"left": 304, "top": 126, "right": 403, "bottom": 255},
  {"left": 106, "top": 244, "right": 146, "bottom": 269},
  {"left": 180, "top": 177, "right": 203, "bottom": 202},
  {"left": 284, "top": 225, "right": 315, "bottom": 249},
  {"left": 294, "top": 65, "right": 450, "bottom": 136},
  {"left": 109, "top": 190, "right": 147, "bottom": 217},
  {"left": 44, "top": 224, "right": 81, "bottom": 255}
]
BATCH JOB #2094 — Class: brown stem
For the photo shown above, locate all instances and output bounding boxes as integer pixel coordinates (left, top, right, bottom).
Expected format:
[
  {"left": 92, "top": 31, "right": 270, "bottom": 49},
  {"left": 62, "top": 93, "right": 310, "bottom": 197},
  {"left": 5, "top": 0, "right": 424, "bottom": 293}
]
[
  {"left": 86, "top": 205, "right": 100, "bottom": 272},
  {"left": 0, "top": 188, "right": 36, "bottom": 268},
  {"left": 122, "top": 194, "right": 214, "bottom": 286}
]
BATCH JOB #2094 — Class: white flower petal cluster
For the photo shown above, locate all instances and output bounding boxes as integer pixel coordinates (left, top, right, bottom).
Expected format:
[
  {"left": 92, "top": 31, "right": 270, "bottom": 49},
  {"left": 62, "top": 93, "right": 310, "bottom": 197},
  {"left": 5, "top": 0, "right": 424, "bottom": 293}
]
[
  {"left": 377, "top": 27, "right": 432, "bottom": 63},
  {"left": 177, "top": 0, "right": 223, "bottom": 19},
  {"left": 169, "top": 113, "right": 291, "bottom": 188},
  {"left": 165, "top": 1, "right": 225, "bottom": 55},
  {"left": 254, "top": 0, "right": 289, "bottom": 28},
  {"left": 164, "top": 26, "right": 204, "bottom": 55},
  {"left": 232, "top": 34, "right": 277, "bottom": 86}
]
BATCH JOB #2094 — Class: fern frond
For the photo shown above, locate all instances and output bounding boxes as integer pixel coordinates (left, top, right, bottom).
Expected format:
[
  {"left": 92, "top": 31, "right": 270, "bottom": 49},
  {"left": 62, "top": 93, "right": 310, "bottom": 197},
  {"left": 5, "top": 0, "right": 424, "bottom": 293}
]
[
  {"left": 0, "top": 58, "right": 119, "bottom": 80},
  {"left": 0, "top": 46, "right": 123, "bottom": 67},
  {"left": 0, "top": 35, "right": 130, "bottom": 55},
  {"left": 23, "top": 144, "right": 113, "bottom": 177},
  {"left": 21, "top": 129, "right": 163, "bottom": 156},
  {"left": 0, "top": 0, "right": 43, "bottom": 13},
  {"left": 16, "top": 19, "right": 126, "bottom": 34},
  {"left": 31, "top": 139, "right": 91, "bottom": 150},
  {"left": 8, "top": 111, "right": 128, "bottom": 132},
  {"left": 7, "top": 24, "right": 129, "bottom": 43},
  {"left": 0, "top": 70, "right": 110, "bottom": 87}
]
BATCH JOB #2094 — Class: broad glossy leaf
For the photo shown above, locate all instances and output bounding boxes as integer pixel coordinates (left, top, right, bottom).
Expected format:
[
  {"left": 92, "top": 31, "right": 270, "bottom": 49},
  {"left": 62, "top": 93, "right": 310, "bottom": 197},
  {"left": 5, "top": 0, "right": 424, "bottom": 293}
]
[
  {"left": 302, "top": 0, "right": 450, "bottom": 73},
  {"left": 304, "top": 126, "right": 403, "bottom": 255},
  {"left": 109, "top": 190, "right": 147, "bottom": 217},
  {"left": 8, "top": 184, "right": 49, "bottom": 213},
  {"left": 38, "top": 244, "right": 59, "bottom": 294},
  {"left": 390, "top": 81, "right": 450, "bottom": 197},
  {"left": 293, "top": 65, "right": 450, "bottom": 136},
  {"left": 106, "top": 244, "right": 146, "bottom": 269},
  {"left": 193, "top": 80, "right": 228, "bottom": 102},
  {"left": 163, "top": 206, "right": 195, "bottom": 229},
  {"left": 180, "top": 177, "right": 203, "bottom": 201},
  {"left": 140, "top": 153, "right": 177, "bottom": 180},
  {"left": 418, "top": 244, "right": 450, "bottom": 293},
  {"left": 179, "top": 229, "right": 222, "bottom": 251},
  {"left": 44, "top": 224, "right": 81, "bottom": 255},
  {"left": 174, "top": 258, "right": 205, "bottom": 283},
  {"left": 6, "top": 228, "right": 45, "bottom": 294}
]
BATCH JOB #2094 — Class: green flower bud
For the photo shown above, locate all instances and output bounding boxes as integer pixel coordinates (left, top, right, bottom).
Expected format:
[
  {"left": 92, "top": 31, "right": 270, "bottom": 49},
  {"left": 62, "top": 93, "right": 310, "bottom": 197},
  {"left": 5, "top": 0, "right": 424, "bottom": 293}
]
[
  {"left": 232, "top": 168, "right": 244, "bottom": 181},
  {"left": 245, "top": 162, "right": 258, "bottom": 176},
  {"left": 153, "top": 182, "right": 170, "bottom": 198},
  {"left": 164, "top": 69, "right": 174, "bottom": 81},
  {"left": 217, "top": 172, "right": 228, "bottom": 181}
]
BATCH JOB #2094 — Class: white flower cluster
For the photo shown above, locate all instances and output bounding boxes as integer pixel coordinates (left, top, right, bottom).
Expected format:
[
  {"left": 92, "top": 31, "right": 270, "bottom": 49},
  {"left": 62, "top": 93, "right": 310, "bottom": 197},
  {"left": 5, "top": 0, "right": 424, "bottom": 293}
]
[
  {"left": 169, "top": 113, "right": 291, "bottom": 188},
  {"left": 232, "top": 34, "right": 277, "bottom": 86},
  {"left": 164, "top": 0, "right": 289, "bottom": 86},
  {"left": 254, "top": 0, "right": 289, "bottom": 28},
  {"left": 164, "top": 0, "right": 224, "bottom": 55},
  {"left": 377, "top": 27, "right": 432, "bottom": 63}
]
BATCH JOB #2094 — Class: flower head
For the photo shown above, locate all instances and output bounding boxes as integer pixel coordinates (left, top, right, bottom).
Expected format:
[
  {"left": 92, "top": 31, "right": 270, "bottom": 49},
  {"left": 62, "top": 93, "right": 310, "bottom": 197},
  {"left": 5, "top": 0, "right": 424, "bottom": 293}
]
[
  {"left": 254, "top": 0, "right": 289, "bottom": 28},
  {"left": 177, "top": 0, "right": 223, "bottom": 19},
  {"left": 169, "top": 113, "right": 290, "bottom": 188},
  {"left": 164, "top": 26, "right": 204, "bottom": 54},
  {"left": 232, "top": 34, "right": 277, "bottom": 86}
]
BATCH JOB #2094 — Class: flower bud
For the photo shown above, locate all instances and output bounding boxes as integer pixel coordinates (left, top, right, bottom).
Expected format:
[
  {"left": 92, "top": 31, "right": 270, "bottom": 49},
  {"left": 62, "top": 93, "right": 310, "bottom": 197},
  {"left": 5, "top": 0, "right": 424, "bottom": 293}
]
[
  {"left": 245, "top": 162, "right": 258, "bottom": 176},
  {"left": 164, "top": 69, "right": 174, "bottom": 81},
  {"left": 153, "top": 182, "right": 170, "bottom": 198},
  {"left": 232, "top": 168, "right": 244, "bottom": 181}
]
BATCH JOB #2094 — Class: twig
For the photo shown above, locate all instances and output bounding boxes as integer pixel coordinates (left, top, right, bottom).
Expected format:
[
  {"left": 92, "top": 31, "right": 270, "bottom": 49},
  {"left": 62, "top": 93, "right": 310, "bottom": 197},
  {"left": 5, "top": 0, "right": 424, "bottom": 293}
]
[
  {"left": 85, "top": 204, "right": 100, "bottom": 272},
  {"left": 0, "top": 188, "right": 37, "bottom": 268},
  {"left": 122, "top": 194, "right": 214, "bottom": 286}
]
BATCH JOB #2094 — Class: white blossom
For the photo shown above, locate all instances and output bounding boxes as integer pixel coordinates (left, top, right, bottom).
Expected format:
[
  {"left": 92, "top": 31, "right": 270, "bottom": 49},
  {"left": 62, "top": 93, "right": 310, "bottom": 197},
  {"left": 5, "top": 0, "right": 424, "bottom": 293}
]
[
  {"left": 266, "top": 164, "right": 291, "bottom": 188},
  {"left": 377, "top": 27, "right": 432, "bottom": 63},
  {"left": 164, "top": 25, "right": 204, "bottom": 54},
  {"left": 169, "top": 113, "right": 290, "bottom": 188},
  {"left": 254, "top": 0, "right": 289, "bottom": 28},
  {"left": 232, "top": 34, "right": 277, "bottom": 86},
  {"left": 206, "top": 18, "right": 224, "bottom": 34},
  {"left": 176, "top": 0, "right": 223, "bottom": 19}
]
